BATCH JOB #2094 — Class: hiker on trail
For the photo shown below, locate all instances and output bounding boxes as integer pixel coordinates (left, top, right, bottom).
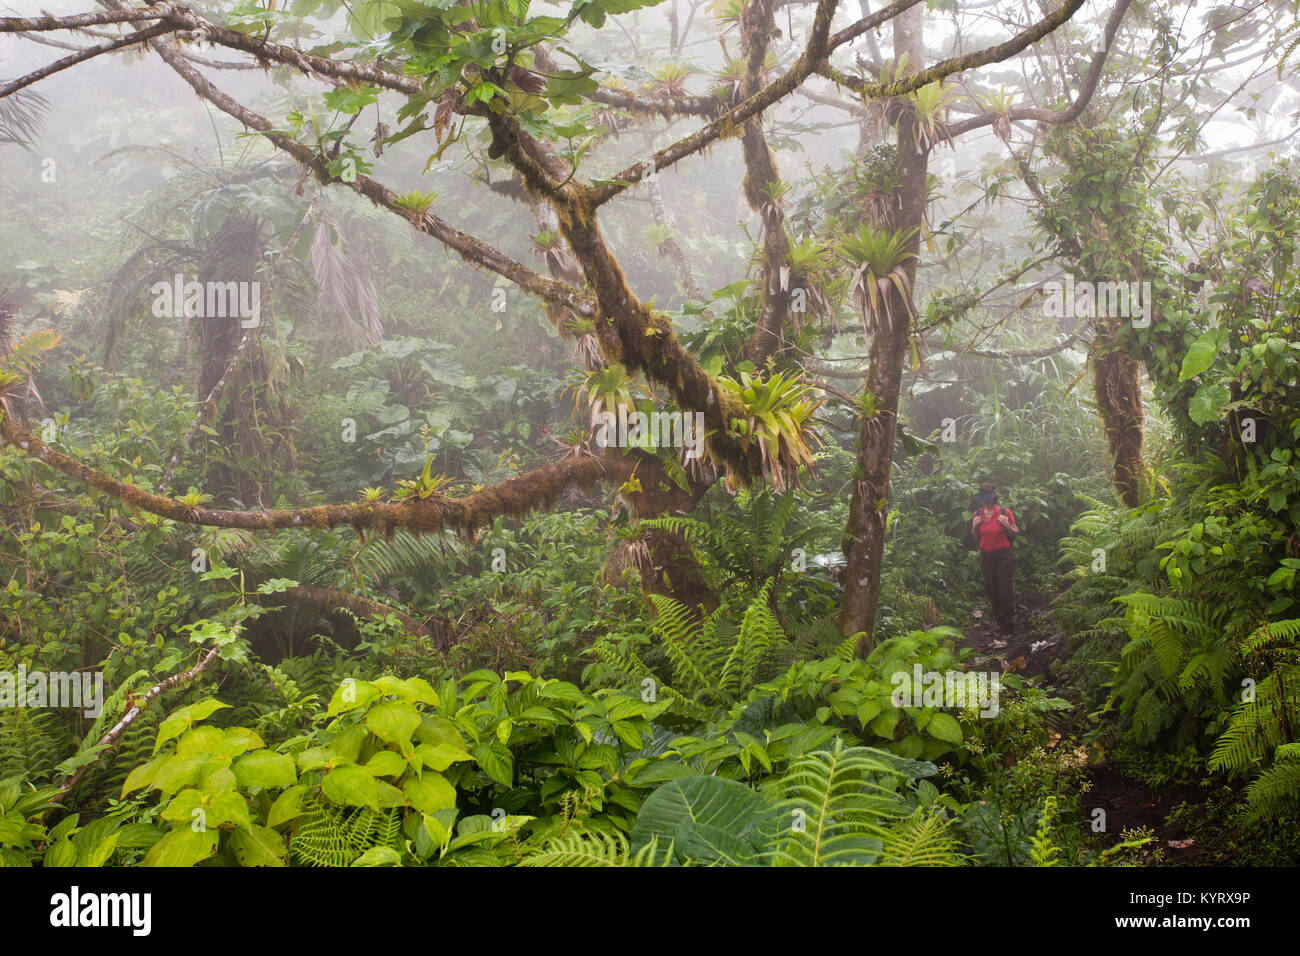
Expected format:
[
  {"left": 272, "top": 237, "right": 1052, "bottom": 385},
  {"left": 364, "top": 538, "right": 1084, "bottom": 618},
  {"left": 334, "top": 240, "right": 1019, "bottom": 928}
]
[{"left": 971, "top": 483, "right": 1019, "bottom": 636}]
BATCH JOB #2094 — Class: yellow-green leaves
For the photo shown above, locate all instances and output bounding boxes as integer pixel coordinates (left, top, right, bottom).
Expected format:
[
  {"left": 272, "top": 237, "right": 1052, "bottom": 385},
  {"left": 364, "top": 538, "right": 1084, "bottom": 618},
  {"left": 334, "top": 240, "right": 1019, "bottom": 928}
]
[
  {"left": 322, "top": 765, "right": 379, "bottom": 810},
  {"left": 154, "top": 699, "right": 231, "bottom": 753},
  {"left": 366, "top": 701, "right": 422, "bottom": 748},
  {"left": 234, "top": 751, "right": 297, "bottom": 789}
]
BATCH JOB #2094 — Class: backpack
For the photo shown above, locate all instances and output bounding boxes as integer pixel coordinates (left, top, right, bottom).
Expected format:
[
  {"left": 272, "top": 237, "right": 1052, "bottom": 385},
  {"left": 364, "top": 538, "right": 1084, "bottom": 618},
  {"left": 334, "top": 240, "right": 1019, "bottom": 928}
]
[{"left": 969, "top": 504, "right": 1017, "bottom": 549}]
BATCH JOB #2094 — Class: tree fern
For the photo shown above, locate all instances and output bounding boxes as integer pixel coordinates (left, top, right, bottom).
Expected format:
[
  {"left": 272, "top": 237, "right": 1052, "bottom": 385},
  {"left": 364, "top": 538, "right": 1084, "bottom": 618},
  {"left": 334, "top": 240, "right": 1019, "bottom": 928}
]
[
  {"left": 1109, "top": 592, "right": 1229, "bottom": 740},
  {"left": 1209, "top": 668, "right": 1298, "bottom": 772},
  {"left": 350, "top": 529, "right": 465, "bottom": 584},
  {"left": 1239, "top": 759, "right": 1300, "bottom": 825},
  {"left": 647, "top": 593, "right": 722, "bottom": 698},
  {"left": 719, "top": 581, "right": 785, "bottom": 696},
  {"left": 1241, "top": 618, "right": 1300, "bottom": 655},
  {"left": 636, "top": 487, "right": 837, "bottom": 598}
]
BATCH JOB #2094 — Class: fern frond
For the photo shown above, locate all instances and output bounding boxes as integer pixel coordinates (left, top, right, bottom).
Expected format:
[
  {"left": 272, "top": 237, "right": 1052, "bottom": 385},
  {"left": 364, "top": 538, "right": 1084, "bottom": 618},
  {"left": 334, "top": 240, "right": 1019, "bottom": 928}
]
[
  {"left": 772, "top": 742, "right": 908, "bottom": 867},
  {"left": 1241, "top": 619, "right": 1300, "bottom": 655},
  {"left": 521, "top": 831, "right": 673, "bottom": 867},
  {"left": 1241, "top": 760, "right": 1300, "bottom": 825},
  {"left": 878, "top": 807, "right": 963, "bottom": 867},
  {"left": 648, "top": 595, "right": 718, "bottom": 697},
  {"left": 352, "top": 529, "right": 465, "bottom": 583}
]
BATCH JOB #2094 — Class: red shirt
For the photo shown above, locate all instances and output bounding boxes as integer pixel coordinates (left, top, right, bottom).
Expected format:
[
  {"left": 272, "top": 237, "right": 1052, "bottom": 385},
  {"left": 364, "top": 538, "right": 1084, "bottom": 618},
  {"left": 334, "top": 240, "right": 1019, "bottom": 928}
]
[{"left": 975, "top": 505, "right": 1015, "bottom": 552}]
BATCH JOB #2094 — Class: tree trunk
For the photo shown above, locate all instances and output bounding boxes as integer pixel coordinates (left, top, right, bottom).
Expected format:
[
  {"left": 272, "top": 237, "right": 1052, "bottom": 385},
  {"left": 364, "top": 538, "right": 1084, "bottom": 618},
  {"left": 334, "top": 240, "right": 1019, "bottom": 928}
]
[
  {"left": 1093, "top": 330, "right": 1144, "bottom": 507},
  {"left": 601, "top": 450, "right": 716, "bottom": 613},
  {"left": 839, "top": 6, "right": 929, "bottom": 648}
]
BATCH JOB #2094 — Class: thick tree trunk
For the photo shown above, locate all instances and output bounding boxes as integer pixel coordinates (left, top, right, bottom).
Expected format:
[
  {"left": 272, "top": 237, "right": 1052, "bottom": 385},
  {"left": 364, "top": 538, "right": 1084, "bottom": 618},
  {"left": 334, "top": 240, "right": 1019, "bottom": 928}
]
[
  {"left": 840, "top": 6, "right": 929, "bottom": 648},
  {"left": 1093, "top": 333, "right": 1144, "bottom": 508},
  {"left": 601, "top": 450, "right": 716, "bottom": 613},
  {"left": 739, "top": 0, "right": 793, "bottom": 367}
]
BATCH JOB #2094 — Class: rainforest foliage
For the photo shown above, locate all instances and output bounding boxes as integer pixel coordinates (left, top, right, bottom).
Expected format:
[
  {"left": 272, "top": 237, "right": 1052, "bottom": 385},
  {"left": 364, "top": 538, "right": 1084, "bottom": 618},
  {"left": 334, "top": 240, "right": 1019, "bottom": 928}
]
[{"left": 1, "top": 0, "right": 1299, "bottom": 867}]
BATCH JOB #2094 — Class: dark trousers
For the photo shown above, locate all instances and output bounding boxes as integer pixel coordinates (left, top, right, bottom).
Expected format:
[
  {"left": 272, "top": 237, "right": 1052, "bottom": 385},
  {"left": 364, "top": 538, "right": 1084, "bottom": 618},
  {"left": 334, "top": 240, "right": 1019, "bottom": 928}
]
[{"left": 979, "top": 546, "right": 1015, "bottom": 633}]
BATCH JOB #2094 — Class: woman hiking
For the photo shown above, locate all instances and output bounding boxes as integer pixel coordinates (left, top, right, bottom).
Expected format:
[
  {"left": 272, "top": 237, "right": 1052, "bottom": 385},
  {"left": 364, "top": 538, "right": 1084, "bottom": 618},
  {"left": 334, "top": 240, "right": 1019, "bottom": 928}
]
[{"left": 971, "top": 483, "right": 1019, "bottom": 636}]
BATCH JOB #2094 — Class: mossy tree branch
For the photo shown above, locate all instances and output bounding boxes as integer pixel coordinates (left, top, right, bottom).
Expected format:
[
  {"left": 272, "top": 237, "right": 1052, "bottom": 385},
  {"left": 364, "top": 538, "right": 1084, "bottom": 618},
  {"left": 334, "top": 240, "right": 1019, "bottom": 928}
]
[{"left": 1, "top": 414, "right": 606, "bottom": 536}]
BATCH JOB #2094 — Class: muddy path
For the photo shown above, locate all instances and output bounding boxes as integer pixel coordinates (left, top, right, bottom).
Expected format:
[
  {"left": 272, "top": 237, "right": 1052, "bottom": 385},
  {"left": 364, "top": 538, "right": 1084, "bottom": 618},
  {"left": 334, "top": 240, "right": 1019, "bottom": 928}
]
[{"left": 955, "top": 590, "right": 1216, "bottom": 864}]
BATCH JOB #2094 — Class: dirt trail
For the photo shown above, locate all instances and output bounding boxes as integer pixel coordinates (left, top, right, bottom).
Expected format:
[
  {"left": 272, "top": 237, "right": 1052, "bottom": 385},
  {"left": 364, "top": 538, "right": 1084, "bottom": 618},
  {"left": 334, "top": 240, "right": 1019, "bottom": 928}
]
[
  {"left": 957, "top": 590, "right": 1215, "bottom": 864},
  {"left": 957, "top": 591, "right": 1063, "bottom": 678}
]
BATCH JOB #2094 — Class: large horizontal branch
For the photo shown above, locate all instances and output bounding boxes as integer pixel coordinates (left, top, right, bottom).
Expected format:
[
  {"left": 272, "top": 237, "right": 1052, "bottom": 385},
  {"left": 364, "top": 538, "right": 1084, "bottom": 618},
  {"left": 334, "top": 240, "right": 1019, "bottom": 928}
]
[
  {"left": 818, "top": 0, "right": 1087, "bottom": 101},
  {"left": 0, "top": 9, "right": 165, "bottom": 32},
  {"left": 136, "top": 2, "right": 423, "bottom": 95},
  {"left": 941, "top": 0, "right": 1131, "bottom": 138},
  {"left": 0, "top": 22, "right": 176, "bottom": 98},
  {"left": 1, "top": 413, "right": 607, "bottom": 536}
]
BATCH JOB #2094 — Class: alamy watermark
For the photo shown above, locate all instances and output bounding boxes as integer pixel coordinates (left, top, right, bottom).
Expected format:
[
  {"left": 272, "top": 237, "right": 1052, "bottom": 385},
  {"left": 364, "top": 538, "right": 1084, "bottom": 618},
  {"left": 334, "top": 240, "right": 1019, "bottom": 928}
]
[
  {"left": 891, "top": 664, "right": 1001, "bottom": 718},
  {"left": 0, "top": 667, "right": 103, "bottom": 717},
  {"left": 151, "top": 273, "right": 261, "bottom": 328},
  {"left": 593, "top": 407, "right": 706, "bottom": 460},
  {"left": 1042, "top": 276, "right": 1152, "bottom": 328},
  {"left": 50, "top": 886, "right": 151, "bottom": 936}
]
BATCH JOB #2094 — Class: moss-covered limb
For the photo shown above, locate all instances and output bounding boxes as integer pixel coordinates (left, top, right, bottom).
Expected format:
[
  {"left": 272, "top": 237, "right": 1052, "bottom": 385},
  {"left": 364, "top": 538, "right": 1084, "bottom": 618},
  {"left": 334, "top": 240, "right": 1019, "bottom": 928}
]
[
  {"left": 0, "top": 9, "right": 165, "bottom": 31},
  {"left": 145, "top": 3, "right": 424, "bottom": 96},
  {"left": 481, "top": 108, "right": 573, "bottom": 195},
  {"left": 589, "top": 0, "right": 865, "bottom": 207},
  {"left": 0, "top": 21, "right": 177, "bottom": 98},
  {"left": 0, "top": 414, "right": 607, "bottom": 535},
  {"left": 565, "top": 225, "right": 764, "bottom": 480},
  {"left": 137, "top": 31, "right": 594, "bottom": 320},
  {"left": 941, "top": 0, "right": 1131, "bottom": 139},
  {"left": 278, "top": 586, "right": 435, "bottom": 639},
  {"left": 739, "top": 0, "right": 795, "bottom": 367},
  {"left": 821, "top": 0, "right": 1087, "bottom": 100},
  {"left": 483, "top": 111, "right": 767, "bottom": 481}
]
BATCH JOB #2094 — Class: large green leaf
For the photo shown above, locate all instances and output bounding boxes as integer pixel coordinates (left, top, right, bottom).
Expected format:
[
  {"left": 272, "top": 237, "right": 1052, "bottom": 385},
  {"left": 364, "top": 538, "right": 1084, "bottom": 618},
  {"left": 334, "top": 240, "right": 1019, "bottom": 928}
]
[
  {"left": 322, "top": 765, "right": 380, "bottom": 810},
  {"left": 143, "top": 828, "right": 218, "bottom": 867},
  {"left": 229, "top": 824, "right": 288, "bottom": 867},
  {"left": 1179, "top": 329, "right": 1221, "bottom": 381},
  {"left": 1188, "top": 382, "right": 1231, "bottom": 425},
  {"left": 367, "top": 701, "right": 422, "bottom": 747},
  {"left": 234, "top": 751, "right": 297, "bottom": 789},
  {"left": 629, "top": 776, "right": 774, "bottom": 866}
]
